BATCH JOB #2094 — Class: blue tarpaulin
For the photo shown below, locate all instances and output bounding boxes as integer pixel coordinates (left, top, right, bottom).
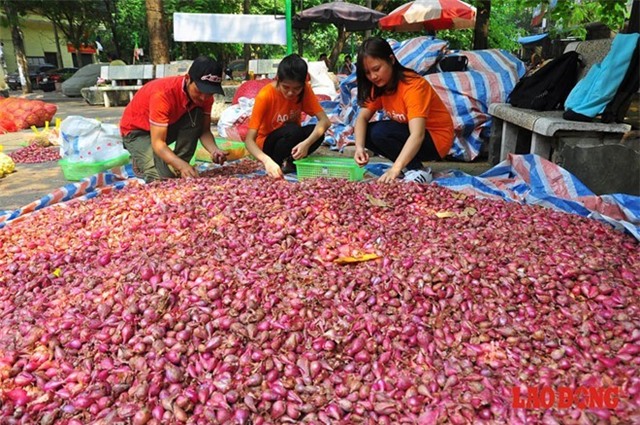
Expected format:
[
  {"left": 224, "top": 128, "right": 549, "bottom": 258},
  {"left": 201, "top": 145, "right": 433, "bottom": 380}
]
[{"left": 518, "top": 33, "right": 549, "bottom": 45}]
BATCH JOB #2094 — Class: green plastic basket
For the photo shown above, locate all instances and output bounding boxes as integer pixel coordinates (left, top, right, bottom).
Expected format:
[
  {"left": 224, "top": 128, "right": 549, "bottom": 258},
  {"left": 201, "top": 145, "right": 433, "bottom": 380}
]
[
  {"left": 59, "top": 153, "right": 131, "bottom": 181},
  {"left": 294, "top": 157, "right": 365, "bottom": 181}
]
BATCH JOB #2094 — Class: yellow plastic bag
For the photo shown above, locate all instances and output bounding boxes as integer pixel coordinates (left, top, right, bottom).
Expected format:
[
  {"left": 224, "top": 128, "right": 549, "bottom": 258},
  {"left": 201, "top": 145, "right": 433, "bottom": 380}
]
[
  {"left": 0, "top": 152, "right": 16, "bottom": 177},
  {"left": 28, "top": 119, "right": 61, "bottom": 147}
]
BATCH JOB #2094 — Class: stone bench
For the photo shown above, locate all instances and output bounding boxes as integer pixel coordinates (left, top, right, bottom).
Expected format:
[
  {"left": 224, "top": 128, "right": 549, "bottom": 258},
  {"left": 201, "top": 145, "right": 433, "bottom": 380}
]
[
  {"left": 95, "top": 62, "right": 239, "bottom": 106},
  {"left": 488, "top": 106, "right": 631, "bottom": 161},
  {"left": 487, "top": 38, "right": 638, "bottom": 194},
  {"left": 99, "top": 64, "right": 154, "bottom": 107}
]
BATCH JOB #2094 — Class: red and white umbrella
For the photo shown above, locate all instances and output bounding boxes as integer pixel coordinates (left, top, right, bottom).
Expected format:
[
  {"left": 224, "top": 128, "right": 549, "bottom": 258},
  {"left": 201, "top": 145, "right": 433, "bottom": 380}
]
[{"left": 379, "top": 0, "right": 477, "bottom": 32}]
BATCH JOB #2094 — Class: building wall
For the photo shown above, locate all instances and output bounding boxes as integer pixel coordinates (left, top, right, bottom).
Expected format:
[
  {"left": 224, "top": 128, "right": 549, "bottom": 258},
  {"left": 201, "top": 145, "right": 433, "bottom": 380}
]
[{"left": 0, "top": 14, "right": 90, "bottom": 73}]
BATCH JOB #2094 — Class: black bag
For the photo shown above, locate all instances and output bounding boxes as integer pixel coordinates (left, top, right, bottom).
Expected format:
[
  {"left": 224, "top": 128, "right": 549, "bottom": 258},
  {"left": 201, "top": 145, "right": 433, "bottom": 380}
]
[
  {"left": 508, "top": 51, "right": 583, "bottom": 111},
  {"left": 438, "top": 55, "right": 468, "bottom": 72},
  {"left": 425, "top": 54, "right": 468, "bottom": 75}
]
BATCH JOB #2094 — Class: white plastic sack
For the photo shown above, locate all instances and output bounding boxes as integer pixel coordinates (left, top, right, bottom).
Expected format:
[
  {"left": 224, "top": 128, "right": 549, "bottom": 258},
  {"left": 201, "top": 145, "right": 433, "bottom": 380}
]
[
  {"left": 59, "top": 115, "right": 127, "bottom": 162},
  {"left": 217, "top": 97, "right": 255, "bottom": 139},
  {"left": 307, "top": 61, "right": 338, "bottom": 100}
]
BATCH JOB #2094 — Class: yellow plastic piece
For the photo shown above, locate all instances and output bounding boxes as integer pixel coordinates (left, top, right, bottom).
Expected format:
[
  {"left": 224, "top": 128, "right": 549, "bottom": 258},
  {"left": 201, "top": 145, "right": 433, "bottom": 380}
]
[{"left": 334, "top": 253, "right": 381, "bottom": 265}]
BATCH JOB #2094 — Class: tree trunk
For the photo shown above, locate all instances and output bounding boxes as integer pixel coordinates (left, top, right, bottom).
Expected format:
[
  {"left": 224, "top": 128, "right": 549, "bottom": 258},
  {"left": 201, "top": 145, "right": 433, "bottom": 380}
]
[
  {"left": 53, "top": 23, "right": 63, "bottom": 68},
  {"left": 146, "top": 0, "right": 170, "bottom": 64},
  {"left": 3, "top": 0, "right": 31, "bottom": 93},
  {"left": 473, "top": 1, "right": 491, "bottom": 50},
  {"left": 243, "top": 0, "right": 251, "bottom": 71},
  {"left": 365, "top": 0, "right": 372, "bottom": 38},
  {"left": 104, "top": 0, "right": 121, "bottom": 57},
  {"left": 627, "top": 0, "right": 639, "bottom": 33},
  {"left": 329, "top": 26, "right": 348, "bottom": 72},
  {"left": 75, "top": 50, "right": 84, "bottom": 68}
]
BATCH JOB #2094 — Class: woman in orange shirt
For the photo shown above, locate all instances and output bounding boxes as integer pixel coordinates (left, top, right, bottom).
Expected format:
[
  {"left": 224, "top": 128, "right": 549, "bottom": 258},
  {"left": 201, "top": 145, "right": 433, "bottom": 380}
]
[
  {"left": 244, "top": 54, "right": 331, "bottom": 179},
  {"left": 353, "top": 37, "right": 454, "bottom": 183}
]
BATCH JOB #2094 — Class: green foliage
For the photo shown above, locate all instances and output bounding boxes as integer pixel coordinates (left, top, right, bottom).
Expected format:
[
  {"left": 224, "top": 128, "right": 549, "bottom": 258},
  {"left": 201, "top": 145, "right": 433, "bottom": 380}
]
[
  {"left": 101, "top": 0, "right": 294, "bottom": 65},
  {"left": 21, "top": 0, "right": 109, "bottom": 45},
  {"left": 523, "top": 0, "right": 629, "bottom": 39},
  {"left": 484, "top": 0, "right": 529, "bottom": 52},
  {"left": 17, "top": 0, "right": 629, "bottom": 71},
  {"left": 0, "top": 0, "right": 29, "bottom": 26},
  {"left": 104, "top": 0, "right": 146, "bottom": 62}
]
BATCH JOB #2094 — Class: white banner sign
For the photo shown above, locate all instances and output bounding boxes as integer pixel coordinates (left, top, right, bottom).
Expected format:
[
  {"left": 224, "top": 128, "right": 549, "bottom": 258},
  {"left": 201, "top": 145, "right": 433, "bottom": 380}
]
[{"left": 173, "top": 13, "right": 287, "bottom": 45}]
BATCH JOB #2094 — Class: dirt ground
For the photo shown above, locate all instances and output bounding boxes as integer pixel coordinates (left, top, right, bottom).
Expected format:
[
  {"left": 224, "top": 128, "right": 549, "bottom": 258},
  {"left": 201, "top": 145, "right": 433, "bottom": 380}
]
[{"left": 0, "top": 90, "right": 491, "bottom": 213}]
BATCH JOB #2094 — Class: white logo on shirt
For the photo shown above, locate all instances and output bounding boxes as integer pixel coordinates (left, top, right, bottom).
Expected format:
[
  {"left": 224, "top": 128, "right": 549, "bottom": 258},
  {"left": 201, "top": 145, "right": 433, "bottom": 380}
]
[
  {"left": 390, "top": 111, "right": 406, "bottom": 122},
  {"left": 276, "top": 109, "right": 300, "bottom": 123}
]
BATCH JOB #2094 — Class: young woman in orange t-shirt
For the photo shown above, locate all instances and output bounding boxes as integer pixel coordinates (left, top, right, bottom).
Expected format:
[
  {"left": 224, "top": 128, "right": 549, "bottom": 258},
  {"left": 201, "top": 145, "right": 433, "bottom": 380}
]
[
  {"left": 353, "top": 37, "right": 454, "bottom": 184},
  {"left": 244, "top": 54, "right": 331, "bottom": 179}
]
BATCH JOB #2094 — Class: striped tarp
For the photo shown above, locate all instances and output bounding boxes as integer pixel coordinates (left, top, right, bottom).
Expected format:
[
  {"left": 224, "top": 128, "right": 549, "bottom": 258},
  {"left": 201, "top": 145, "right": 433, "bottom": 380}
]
[
  {"left": 388, "top": 36, "right": 448, "bottom": 74},
  {"left": 426, "top": 49, "right": 526, "bottom": 160},
  {"left": 0, "top": 164, "right": 142, "bottom": 229},
  {"left": 434, "top": 154, "right": 640, "bottom": 240}
]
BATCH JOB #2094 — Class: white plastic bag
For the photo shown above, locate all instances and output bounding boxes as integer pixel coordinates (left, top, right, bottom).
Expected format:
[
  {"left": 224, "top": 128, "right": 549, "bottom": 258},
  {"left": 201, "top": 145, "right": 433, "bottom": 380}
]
[
  {"left": 307, "top": 61, "right": 338, "bottom": 100},
  {"left": 217, "top": 97, "right": 255, "bottom": 139},
  {"left": 59, "top": 115, "right": 127, "bottom": 162}
]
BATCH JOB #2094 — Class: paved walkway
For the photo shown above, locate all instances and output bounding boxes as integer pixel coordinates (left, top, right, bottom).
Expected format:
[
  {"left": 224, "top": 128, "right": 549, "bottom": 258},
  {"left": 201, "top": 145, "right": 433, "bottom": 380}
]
[
  {"left": 0, "top": 90, "right": 491, "bottom": 212},
  {"left": 0, "top": 91, "right": 125, "bottom": 211}
]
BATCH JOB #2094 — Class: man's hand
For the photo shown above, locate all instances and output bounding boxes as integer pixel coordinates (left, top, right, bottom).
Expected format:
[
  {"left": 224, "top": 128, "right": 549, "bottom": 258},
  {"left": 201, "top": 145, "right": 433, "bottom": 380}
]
[
  {"left": 354, "top": 148, "right": 369, "bottom": 167},
  {"left": 210, "top": 147, "right": 228, "bottom": 165},
  {"left": 291, "top": 142, "right": 309, "bottom": 160},
  {"left": 265, "top": 159, "right": 284, "bottom": 179},
  {"left": 176, "top": 162, "right": 199, "bottom": 179}
]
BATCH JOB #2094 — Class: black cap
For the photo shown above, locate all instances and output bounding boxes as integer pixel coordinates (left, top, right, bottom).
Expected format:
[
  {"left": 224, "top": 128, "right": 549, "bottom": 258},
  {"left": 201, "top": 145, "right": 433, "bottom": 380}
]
[{"left": 188, "top": 56, "right": 224, "bottom": 95}]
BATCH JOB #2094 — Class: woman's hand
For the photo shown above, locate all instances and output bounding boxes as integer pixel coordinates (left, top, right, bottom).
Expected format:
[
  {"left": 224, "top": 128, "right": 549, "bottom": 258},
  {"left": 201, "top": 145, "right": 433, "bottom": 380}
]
[
  {"left": 265, "top": 158, "right": 284, "bottom": 179},
  {"left": 354, "top": 148, "right": 369, "bottom": 167},
  {"left": 291, "top": 142, "right": 309, "bottom": 160},
  {"left": 377, "top": 167, "right": 401, "bottom": 183}
]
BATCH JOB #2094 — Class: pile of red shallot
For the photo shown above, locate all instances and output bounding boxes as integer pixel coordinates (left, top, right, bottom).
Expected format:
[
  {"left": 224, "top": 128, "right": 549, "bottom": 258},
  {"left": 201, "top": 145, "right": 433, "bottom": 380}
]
[
  {"left": 8, "top": 144, "right": 61, "bottom": 164},
  {"left": 0, "top": 172, "right": 638, "bottom": 425}
]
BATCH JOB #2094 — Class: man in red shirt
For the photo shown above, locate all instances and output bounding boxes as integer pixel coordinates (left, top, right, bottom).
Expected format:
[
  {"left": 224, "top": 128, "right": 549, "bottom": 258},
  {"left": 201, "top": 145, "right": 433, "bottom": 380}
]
[{"left": 120, "top": 56, "right": 227, "bottom": 182}]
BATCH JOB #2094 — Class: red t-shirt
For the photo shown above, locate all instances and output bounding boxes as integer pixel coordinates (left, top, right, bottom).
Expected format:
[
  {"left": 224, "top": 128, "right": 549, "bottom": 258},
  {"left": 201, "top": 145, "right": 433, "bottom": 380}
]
[
  {"left": 364, "top": 74, "right": 454, "bottom": 159},
  {"left": 248, "top": 82, "right": 324, "bottom": 149},
  {"left": 120, "top": 76, "right": 214, "bottom": 136}
]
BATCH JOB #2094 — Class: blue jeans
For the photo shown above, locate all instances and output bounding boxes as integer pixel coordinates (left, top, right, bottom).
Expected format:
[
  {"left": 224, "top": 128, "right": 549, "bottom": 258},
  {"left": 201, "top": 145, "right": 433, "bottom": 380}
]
[{"left": 365, "top": 121, "right": 440, "bottom": 170}]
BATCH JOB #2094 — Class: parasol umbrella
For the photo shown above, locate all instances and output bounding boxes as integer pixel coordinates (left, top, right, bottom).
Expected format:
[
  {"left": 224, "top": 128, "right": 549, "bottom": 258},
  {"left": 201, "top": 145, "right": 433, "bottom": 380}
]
[
  {"left": 293, "top": 0, "right": 386, "bottom": 32},
  {"left": 379, "top": 0, "right": 476, "bottom": 32}
]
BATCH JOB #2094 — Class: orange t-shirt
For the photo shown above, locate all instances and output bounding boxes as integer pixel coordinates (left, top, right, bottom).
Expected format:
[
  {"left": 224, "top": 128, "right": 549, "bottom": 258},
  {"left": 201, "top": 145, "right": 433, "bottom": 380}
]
[
  {"left": 248, "top": 82, "right": 324, "bottom": 149},
  {"left": 364, "top": 74, "right": 454, "bottom": 159}
]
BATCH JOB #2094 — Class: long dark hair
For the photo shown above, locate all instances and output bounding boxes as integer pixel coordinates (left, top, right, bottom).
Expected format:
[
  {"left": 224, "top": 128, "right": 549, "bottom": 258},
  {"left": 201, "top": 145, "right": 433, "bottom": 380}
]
[
  {"left": 356, "top": 37, "right": 417, "bottom": 106},
  {"left": 276, "top": 53, "right": 308, "bottom": 103}
]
